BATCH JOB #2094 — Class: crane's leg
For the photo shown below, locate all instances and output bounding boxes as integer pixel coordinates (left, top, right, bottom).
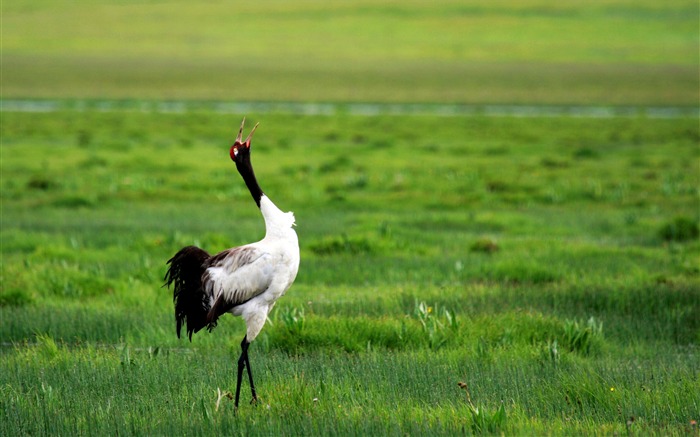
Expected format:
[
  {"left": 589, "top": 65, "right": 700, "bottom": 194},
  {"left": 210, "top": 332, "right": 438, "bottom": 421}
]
[
  {"left": 244, "top": 342, "right": 258, "bottom": 404},
  {"left": 234, "top": 335, "right": 258, "bottom": 410}
]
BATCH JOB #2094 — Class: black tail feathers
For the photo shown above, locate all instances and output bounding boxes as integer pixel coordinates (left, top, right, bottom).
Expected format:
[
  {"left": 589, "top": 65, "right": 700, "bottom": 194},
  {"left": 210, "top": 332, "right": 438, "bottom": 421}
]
[{"left": 164, "top": 245, "right": 211, "bottom": 341}]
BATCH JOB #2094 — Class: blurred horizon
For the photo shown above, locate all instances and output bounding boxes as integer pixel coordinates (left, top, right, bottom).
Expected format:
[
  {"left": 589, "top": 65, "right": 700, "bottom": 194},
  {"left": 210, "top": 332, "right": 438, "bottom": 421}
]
[{"left": 3, "top": 0, "right": 699, "bottom": 106}]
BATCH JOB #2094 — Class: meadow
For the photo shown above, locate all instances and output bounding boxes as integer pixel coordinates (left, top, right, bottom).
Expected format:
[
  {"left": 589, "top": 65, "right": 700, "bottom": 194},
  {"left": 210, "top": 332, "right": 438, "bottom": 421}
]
[
  {"left": 3, "top": 0, "right": 699, "bottom": 105},
  {"left": 2, "top": 0, "right": 700, "bottom": 435},
  {"left": 1, "top": 111, "right": 698, "bottom": 435}
]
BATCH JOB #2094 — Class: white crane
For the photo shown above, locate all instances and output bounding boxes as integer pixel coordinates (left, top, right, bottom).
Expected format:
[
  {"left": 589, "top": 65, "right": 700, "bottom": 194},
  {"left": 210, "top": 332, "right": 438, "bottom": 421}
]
[{"left": 164, "top": 118, "right": 300, "bottom": 410}]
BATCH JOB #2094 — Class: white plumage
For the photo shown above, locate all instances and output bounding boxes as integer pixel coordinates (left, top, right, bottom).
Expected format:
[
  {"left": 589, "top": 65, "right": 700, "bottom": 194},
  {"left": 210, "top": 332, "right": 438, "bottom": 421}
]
[
  {"left": 204, "top": 195, "right": 299, "bottom": 342},
  {"left": 164, "top": 118, "right": 299, "bottom": 410}
]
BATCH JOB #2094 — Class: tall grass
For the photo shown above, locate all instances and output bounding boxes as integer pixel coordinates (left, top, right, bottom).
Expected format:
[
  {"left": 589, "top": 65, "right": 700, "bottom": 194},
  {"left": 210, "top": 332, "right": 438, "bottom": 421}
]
[
  {"left": 2, "top": 340, "right": 697, "bottom": 435},
  {"left": 1, "top": 111, "right": 699, "bottom": 434}
]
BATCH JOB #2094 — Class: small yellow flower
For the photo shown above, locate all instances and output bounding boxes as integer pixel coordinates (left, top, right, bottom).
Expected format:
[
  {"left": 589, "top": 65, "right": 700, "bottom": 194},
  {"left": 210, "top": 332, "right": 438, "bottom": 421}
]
[
  {"left": 610, "top": 387, "right": 615, "bottom": 392},
  {"left": 427, "top": 306, "right": 433, "bottom": 313}
]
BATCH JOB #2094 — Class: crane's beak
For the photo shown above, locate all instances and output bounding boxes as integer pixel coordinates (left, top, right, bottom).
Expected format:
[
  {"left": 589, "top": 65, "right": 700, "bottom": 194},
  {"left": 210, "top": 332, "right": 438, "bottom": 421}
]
[
  {"left": 235, "top": 117, "right": 260, "bottom": 147},
  {"left": 235, "top": 117, "right": 246, "bottom": 144},
  {"left": 245, "top": 122, "right": 259, "bottom": 145}
]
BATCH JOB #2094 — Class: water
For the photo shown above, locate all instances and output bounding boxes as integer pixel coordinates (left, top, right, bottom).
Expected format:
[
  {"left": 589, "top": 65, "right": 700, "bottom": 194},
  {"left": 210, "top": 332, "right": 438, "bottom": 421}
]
[{"left": 1, "top": 99, "right": 697, "bottom": 119}]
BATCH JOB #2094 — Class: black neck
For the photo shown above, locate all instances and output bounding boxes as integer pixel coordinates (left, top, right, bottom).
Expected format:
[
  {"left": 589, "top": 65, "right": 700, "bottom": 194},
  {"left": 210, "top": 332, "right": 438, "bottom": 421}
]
[{"left": 236, "top": 159, "right": 263, "bottom": 208}]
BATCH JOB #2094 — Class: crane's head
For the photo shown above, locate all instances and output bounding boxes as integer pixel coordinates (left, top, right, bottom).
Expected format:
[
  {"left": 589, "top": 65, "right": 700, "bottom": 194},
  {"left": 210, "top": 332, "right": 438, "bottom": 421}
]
[{"left": 229, "top": 117, "right": 259, "bottom": 163}]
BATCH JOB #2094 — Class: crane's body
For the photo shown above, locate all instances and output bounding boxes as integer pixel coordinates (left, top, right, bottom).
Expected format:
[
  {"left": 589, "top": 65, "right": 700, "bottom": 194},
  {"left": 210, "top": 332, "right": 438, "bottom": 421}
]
[
  {"left": 164, "top": 119, "right": 299, "bottom": 410},
  {"left": 204, "top": 195, "right": 298, "bottom": 341}
]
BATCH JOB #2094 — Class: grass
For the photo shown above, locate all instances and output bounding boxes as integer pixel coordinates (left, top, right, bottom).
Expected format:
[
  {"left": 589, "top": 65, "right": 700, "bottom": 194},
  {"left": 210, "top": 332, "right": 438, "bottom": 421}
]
[
  {"left": 1, "top": 110, "right": 699, "bottom": 435},
  {"left": 3, "top": 0, "right": 699, "bottom": 104},
  {"left": 3, "top": 343, "right": 696, "bottom": 435},
  {"left": 1, "top": 2, "right": 699, "bottom": 433}
]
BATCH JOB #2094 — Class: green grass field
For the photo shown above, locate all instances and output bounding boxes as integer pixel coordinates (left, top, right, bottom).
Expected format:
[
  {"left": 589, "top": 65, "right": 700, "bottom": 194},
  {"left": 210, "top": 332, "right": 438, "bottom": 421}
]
[
  {"left": 2, "top": 112, "right": 698, "bottom": 435},
  {"left": 3, "top": 0, "right": 699, "bottom": 104},
  {"left": 2, "top": 0, "right": 700, "bottom": 435}
]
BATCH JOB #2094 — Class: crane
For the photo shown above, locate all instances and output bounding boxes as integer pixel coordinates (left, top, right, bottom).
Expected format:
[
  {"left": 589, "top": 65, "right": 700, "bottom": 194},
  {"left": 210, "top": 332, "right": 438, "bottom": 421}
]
[{"left": 164, "top": 118, "right": 300, "bottom": 410}]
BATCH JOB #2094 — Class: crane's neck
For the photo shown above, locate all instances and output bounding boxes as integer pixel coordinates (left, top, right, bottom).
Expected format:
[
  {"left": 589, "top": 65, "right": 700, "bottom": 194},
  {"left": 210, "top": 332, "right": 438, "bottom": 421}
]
[
  {"left": 260, "top": 195, "right": 297, "bottom": 241},
  {"left": 235, "top": 157, "right": 296, "bottom": 241},
  {"left": 235, "top": 158, "right": 263, "bottom": 208}
]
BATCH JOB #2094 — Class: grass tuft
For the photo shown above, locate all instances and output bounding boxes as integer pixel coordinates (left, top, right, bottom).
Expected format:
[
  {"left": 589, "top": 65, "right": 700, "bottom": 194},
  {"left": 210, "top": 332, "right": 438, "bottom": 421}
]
[
  {"left": 26, "top": 176, "right": 57, "bottom": 191},
  {"left": 458, "top": 382, "right": 508, "bottom": 434},
  {"left": 658, "top": 216, "right": 699, "bottom": 242},
  {"left": 413, "top": 301, "right": 458, "bottom": 350},
  {"left": 470, "top": 237, "right": 500, "bottom": 253},
  {"left": 0, "top": 289, "right": 33, "bottom": 307},
  {"left": 561, "top": 317, "right": 604, "bottom": 356}
]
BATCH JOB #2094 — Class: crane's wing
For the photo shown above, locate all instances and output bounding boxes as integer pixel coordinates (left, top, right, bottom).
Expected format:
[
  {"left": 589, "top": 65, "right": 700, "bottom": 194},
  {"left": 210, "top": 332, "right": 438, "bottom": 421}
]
[{"left": 202, "top": 245, "right": 274, "bottom": 329}]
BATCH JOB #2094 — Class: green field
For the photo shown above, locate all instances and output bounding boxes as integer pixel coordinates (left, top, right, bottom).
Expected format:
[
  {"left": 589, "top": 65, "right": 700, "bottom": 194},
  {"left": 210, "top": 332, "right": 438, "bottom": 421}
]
[
  {"left": 3, "top": 0, "right": 699, "bottom": 104},
  {"left": 2, "top": 111, "right": 699, "bottom": 435},
  {"left": 2, "top": 0, "right": 700, "bottom": 435}
]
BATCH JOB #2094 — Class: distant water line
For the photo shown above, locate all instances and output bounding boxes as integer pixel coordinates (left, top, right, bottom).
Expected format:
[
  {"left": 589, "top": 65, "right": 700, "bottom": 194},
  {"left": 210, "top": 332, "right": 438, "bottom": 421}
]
[{"left": 1, "top": 99, "right": 698, "bottom": 119}]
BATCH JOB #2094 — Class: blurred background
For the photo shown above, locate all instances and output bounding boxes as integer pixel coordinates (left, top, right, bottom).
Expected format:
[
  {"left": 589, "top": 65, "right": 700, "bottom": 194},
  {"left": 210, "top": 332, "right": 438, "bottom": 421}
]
[{"left": 3, "top": 0, "right": 698, "bottom": 106}]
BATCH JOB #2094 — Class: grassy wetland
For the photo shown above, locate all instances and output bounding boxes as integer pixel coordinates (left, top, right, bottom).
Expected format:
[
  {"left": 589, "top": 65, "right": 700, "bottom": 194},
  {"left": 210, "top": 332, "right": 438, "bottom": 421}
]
[
  {"left": 2, "top": 112, "right": 698, "bottom": 435},
  {"left": 2, "top": 1, "right": 699, "bottom": 436}
]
